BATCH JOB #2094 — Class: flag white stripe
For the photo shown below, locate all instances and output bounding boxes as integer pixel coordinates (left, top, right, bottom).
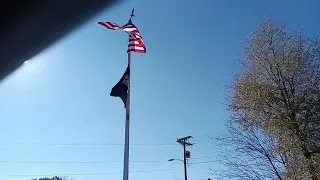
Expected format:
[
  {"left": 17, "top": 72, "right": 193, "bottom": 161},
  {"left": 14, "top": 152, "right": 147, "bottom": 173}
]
[{"left": 128, "top": 46, "right": 145, "bottom": 50}]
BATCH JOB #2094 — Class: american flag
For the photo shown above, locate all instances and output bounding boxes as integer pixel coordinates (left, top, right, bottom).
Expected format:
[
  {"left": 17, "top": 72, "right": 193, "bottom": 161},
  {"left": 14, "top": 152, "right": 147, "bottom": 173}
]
[{"left": 98, "top": 22, "right": 146, "bottom": 53}]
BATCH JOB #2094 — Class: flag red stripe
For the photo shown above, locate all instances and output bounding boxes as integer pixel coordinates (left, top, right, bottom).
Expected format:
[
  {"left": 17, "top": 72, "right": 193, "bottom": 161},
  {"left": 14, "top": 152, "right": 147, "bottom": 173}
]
[
  {"left": 128, "top": 34, "right": 146, "bottom": 53},
  {"left": 98, "top": 21, "right": 146, "bottom": 53},
  {"left": 98, "top": 22, "right": 121, "bottom": 30}
]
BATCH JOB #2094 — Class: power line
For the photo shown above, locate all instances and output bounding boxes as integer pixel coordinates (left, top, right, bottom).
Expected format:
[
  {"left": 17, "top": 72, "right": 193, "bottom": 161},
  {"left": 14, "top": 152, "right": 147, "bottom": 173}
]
[
  {"left": 4, "top": 168, "right": 183, "bottom": 177},
  {"left": 0, "top": 159, "right": 215, "bottom": 164},
  {"left": 189, "top": 157, "right": 217, "bottom": 165},
  {"left": 0, "top": 142, "right": 177, "bottom": 146},
  {"left": 0, "top": 160, "right": 167, "bottom": 164},
  {"left": 189, "top": 165, "right": 211, "bottom": 176},
  {"left": 189, "top": 138, "right": 218, "bottom": 179},
  {"left": 174, "top": 178, "right": 208, "bottom": 180},
  {"left": 193, "top": 145, "right": 215, "bottom": 159},
  {"left": 192, "top": 134, "right": 217, "bottom": 141},
  {"left": 192, "top": 139, "right": 218, "bottom": 159},
  {"left": 193, "top": 139, "right": 216, "bottom": 155},
  {"left": 190, "top": 160, "right": 218, "bottom": 165},
  {"left": 191, "top": 157, "right": 212, "bottom": 160}
]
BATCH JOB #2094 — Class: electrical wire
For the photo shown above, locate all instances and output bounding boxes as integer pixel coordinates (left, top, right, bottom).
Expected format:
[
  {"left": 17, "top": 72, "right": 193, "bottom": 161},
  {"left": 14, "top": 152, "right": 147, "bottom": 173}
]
[
  {"left": 0, "top": 142, "right": 177, "bottom": 146},
  {"left": 190, "top": 160, "right": 218, "bottom": 165},
  {"left": 0, "top": 159, "right": 216, "bottom": 164},
  {"left": 192, "top": 138, "right": 219, "bottom": 159},
  {"left": 193, "top": 139, "right": 216, "bottom": 155},
  {"left": 191, "top": 157, "right": 212, "bottom": 160},
  {"left": 0, "top": 160, "right": 167, "bottom": 164},
  {"left": 193, "top": 144, "right": 216, "bottom": 159},
  {"left": 174, "top": 178, "right": 208, "bottom": 180},
  {"left": 189, "top": 165, "right": 211, "bottom": 176},
  {"left": 4, "top": 168, "right": 184, "bottom": 177}
]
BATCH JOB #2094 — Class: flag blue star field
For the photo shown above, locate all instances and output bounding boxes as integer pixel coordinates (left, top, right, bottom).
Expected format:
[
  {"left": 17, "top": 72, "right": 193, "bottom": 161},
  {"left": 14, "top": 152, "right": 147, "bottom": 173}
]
[{"left": 110, "top": 65, "right": 130, "bottom": 107}]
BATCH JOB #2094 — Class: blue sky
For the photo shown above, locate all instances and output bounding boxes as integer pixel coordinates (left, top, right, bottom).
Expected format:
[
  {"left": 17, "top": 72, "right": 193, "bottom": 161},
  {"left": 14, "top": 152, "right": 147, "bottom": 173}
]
[{"left": 0, "top": 0, "right": 319, "bottom": 180}]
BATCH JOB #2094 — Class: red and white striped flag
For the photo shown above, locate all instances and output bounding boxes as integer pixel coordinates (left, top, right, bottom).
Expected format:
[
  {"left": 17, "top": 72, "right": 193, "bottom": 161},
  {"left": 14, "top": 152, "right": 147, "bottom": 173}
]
[{"left": 98, "top": 22, "right": 146, "bottom": 53}]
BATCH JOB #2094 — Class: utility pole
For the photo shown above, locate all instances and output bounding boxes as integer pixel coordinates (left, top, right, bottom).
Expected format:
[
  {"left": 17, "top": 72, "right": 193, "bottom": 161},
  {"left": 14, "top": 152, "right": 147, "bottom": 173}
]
[{"left": 176, "top": 136, "right": 193, "bottom": 180}]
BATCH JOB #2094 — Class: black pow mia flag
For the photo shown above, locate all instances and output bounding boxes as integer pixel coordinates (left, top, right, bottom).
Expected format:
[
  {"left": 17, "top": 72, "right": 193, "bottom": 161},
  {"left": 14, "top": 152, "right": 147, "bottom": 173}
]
[{"left": 110, "top": 65, "right": 130, "bottom": 107}]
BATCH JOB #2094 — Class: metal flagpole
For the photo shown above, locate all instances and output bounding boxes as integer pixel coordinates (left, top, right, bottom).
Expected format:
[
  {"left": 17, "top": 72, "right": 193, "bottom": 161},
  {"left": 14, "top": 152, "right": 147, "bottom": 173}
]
[
  {"left": 123, "top": 50, "right": 130, "bottom": 180},
  {"left": 123, "top": 9, "right": 134, "bottom": 180}
]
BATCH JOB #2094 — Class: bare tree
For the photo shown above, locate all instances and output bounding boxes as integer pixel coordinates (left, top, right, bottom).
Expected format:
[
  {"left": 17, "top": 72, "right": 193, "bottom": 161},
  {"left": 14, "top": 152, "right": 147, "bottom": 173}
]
[
  {"left": 215, "top": 122, "right": 285, "bottom": 180},
  {"left": 229, "top": 18, "right": 320, "bottom": 179}
]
